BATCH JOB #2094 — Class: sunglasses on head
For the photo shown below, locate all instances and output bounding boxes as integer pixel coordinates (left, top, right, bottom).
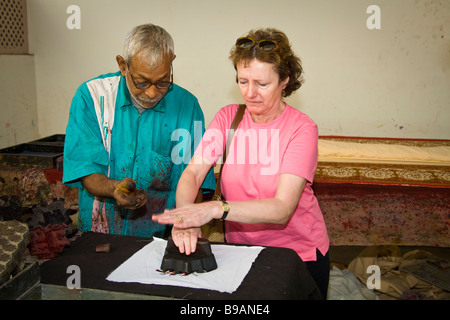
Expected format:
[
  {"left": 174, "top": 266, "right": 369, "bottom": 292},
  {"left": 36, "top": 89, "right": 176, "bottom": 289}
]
[{"left": 235, "top": 37, "right": 279, "bottom": 51}]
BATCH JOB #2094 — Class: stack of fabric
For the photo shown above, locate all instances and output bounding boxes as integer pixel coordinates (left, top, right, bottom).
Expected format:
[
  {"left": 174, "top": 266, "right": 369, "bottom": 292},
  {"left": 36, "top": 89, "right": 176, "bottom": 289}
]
[{"left": 328, "top": 246, "right": 450, "bottom": 300}]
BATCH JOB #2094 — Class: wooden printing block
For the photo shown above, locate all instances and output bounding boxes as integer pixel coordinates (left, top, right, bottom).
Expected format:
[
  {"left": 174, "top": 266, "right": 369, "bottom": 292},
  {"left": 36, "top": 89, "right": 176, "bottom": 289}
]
[
  {"left": 160, "top": 237, "right": 217, "bottom": 274},
  {"left": 95, "top": 243, "right": 111, "bottom": 253},
  {"left": 0, "top": 220, "right": 30, "bottom": 286}
]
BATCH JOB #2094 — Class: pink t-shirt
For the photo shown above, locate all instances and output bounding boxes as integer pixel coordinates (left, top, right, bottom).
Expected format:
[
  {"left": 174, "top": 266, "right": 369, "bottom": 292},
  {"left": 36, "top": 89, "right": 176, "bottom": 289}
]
[{"left": 195, "top": 104, "right": 329, "bottom": 261}]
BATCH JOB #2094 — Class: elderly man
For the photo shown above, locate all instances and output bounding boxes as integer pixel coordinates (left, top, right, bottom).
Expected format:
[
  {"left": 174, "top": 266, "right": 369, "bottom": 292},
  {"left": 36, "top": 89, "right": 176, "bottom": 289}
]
[{"left": 63, "top": 24, "right": 215, "bottom": 237}]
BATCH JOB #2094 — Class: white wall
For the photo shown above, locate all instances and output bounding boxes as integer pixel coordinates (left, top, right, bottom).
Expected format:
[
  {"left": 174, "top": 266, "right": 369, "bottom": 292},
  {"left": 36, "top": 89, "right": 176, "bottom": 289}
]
[{"left": 3, "top": 0, "right": 449, "bottom": 148}]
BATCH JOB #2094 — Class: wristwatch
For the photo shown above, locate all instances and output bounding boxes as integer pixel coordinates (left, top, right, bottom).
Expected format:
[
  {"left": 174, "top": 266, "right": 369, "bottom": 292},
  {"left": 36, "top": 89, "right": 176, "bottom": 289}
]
[{"left": 220, "top": 200, "right": 230, "bottom": 221}]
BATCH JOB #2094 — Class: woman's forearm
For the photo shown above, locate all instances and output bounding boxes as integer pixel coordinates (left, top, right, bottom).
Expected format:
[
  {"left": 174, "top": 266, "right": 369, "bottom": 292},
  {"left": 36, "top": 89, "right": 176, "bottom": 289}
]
[
  {"left": 175, "top": 169, "right": 202, "bottom": 207},
  {"left": 224, "top": 197, "right": 293, "bottom": 225},
  {"left": 176, "top": 155, "right": 213, "bottom": 207},
  {"left": 155, "top": 173, "right": 307, "bottom": 228},
  {"left": 215, "top": 173, "right": 306, "bottom": 225}
]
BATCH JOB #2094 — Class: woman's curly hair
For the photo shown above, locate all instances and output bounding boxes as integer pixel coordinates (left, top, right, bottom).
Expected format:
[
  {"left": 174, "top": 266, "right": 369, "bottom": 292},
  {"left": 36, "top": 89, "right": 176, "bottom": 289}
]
[{"left": 229, "top": 28, "right": 304, "bottom": 97}]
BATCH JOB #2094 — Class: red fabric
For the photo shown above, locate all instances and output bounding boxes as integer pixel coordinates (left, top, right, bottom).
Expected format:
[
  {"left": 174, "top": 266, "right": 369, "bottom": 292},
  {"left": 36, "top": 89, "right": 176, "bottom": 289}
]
[
  {"left": 43, "top": 168, "right": 63, "bottom": 185},
  {"left": 29, "top": 224, "right": 70, "bottom": 259}
]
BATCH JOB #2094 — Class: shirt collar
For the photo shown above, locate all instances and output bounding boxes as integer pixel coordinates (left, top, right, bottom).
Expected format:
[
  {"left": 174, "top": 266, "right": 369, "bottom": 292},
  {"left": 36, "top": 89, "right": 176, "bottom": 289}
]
[{"left": 117, "top": 73, "right": 170, "bottom": 114}]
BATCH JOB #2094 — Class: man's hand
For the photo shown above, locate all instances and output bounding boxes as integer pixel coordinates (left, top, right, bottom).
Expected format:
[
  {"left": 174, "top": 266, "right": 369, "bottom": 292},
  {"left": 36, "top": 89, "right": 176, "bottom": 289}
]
[{"left": 113, "top": 178, "right": 147, "bottom": 210}]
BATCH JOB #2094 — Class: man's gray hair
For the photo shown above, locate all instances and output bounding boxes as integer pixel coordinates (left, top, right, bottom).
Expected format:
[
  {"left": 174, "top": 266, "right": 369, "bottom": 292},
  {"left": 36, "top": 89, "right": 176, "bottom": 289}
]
[{"left": 123, "top": 24, "right": 174, "bottom": 69}]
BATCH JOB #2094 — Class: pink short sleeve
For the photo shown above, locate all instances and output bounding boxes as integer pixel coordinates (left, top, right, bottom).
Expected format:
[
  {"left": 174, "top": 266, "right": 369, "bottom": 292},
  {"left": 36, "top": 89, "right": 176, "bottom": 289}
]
[{"left": 279, "top": 120, "right": 319, "bottom": 183}]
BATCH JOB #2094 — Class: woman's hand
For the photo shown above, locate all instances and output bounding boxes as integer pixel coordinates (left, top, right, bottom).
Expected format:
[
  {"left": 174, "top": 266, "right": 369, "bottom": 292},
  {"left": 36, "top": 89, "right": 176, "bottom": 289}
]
[
  {"left": 152, "top": 201, "right": 221, "bottom": 229},
  {"left": 113, "top": 178, "right": 147, "bottom": 210},
  {"left": 152, "top": 201, "right": 221, "bottom": 254},
  {"left": 171, "top": 227, "right": 203, "bottom": 255}
]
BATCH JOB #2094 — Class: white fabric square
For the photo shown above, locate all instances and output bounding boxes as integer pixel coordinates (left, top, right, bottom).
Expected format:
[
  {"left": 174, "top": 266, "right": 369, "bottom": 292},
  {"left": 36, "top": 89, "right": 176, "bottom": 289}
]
[{"left": 106, "top": 237, "right": 264, "bottom": 294}]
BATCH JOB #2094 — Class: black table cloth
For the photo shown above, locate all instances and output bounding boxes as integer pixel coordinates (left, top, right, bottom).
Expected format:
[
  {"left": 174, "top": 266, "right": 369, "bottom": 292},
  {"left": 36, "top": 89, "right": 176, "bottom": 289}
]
[{"left": 39, "top": 232, "right": 321, "bottom": 300}]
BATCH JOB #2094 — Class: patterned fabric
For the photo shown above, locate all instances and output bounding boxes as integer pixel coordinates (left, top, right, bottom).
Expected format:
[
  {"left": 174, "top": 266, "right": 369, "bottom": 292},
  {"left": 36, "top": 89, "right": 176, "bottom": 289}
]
[
  {"left": 315, "top": 162, "right": 450, "bottom": 188},
  {"left": 0, "top": 167, "right": 78, "bottom": 209},
  {"left": 314, "top": 136, "right": 450, "bottom": 247}
]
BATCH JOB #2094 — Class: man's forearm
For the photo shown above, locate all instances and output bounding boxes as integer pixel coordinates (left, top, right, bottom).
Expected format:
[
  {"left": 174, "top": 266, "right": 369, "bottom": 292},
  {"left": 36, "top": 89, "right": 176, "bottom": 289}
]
[{"left": 81, "top": 173, "right": 120, "bottom": 198}]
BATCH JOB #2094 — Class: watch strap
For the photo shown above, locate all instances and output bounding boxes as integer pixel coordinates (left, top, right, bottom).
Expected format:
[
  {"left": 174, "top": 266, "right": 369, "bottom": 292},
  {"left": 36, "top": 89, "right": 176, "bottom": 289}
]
[{"left": 220, "top": 201, "right": 230, "bottom": 221}]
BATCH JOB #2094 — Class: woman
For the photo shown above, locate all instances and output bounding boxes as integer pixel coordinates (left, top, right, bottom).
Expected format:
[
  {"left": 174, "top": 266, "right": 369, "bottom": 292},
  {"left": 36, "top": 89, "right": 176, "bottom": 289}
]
[{"left": 153, "top": 28, "right": 330, "bottom": 299}]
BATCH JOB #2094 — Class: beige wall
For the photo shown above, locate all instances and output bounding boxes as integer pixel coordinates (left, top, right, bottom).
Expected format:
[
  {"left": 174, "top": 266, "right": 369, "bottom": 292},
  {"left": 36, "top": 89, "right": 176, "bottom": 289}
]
[
  {"left": 1, "top": 0, "right": 449, "bottom": 149},
  {"left": 0, "top": 55, "right": 39, "bottom": 148}
]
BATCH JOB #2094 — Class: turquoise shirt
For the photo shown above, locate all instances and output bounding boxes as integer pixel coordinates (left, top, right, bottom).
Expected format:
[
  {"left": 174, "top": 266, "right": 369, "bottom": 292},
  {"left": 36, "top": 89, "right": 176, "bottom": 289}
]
[{"left": 63, "top": 72, "right": 215, "bottom": 237}]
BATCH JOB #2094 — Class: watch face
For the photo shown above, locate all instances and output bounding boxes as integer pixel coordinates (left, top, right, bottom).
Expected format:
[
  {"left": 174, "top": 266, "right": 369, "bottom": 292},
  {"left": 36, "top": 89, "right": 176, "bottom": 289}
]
[{"left": 222, "top": 202, "right": 230, "bottom": 213}]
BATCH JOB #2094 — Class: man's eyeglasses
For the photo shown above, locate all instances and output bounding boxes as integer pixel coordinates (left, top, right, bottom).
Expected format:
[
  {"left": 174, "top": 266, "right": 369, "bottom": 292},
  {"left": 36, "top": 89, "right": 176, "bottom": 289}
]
[
  {"left": 127, "top": 64, "right": 173, "bottom": 90},
  {"left": 235, "top": 37, "right": 279, "bottom": 51}
]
